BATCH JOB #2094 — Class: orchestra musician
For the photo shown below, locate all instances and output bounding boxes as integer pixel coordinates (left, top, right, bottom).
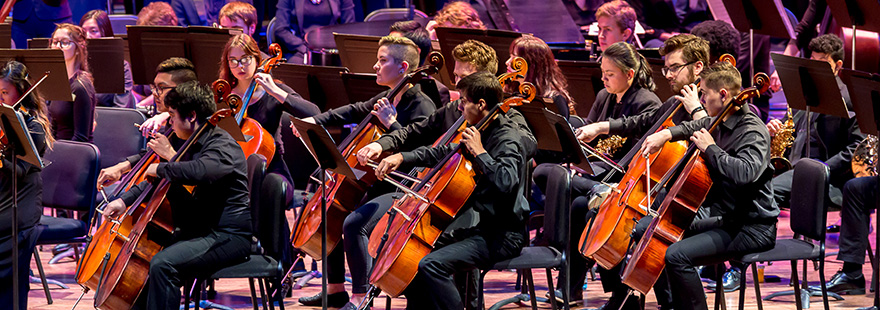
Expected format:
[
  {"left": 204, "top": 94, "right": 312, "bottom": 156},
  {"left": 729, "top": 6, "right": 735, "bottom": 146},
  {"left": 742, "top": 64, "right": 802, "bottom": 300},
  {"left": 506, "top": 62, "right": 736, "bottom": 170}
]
[
  {"left": 595, "top": 0, "right": 637, "bottom": 51},
  {"left": 0, "top": 60, "right": 54, "bottom": 310},
  {"left": 373, "top": 71, "right": 536, "bottom": 309},
  {"left": 47, "top": 23, "right": 97, "bottom": 143},
  {"left": 825, "top": 175, "right": 877, "bottom": 294},
  {"left": 505, "top": 34, "right": 575, "bottom": 118},
  {"left": 293, "top": 35, "right": 436, "bottom": 309},
  {"left": 80, "top": 9, "right": 136, "bottom": 109},
  {"left": 101, "top": 81, "right": 253, "bottom": 310},
  {"left": 640, "top": 62, "right": 779, "bottom": 310}
]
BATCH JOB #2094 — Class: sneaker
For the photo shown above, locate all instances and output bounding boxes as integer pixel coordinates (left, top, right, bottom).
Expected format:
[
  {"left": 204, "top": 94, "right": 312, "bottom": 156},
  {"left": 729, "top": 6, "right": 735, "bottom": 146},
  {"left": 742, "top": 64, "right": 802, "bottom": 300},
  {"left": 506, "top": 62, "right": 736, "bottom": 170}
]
[{"left": 705, "top": 267, "right": 741, "bottom": 292}]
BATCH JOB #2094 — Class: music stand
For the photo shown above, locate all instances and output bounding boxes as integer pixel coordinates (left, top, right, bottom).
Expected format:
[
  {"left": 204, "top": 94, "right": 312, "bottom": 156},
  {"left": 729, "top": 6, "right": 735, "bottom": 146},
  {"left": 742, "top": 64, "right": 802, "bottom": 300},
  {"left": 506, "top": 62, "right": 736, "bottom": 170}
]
[
  {"left": 127, "top": 26, "right": 238, "bottom": 85},
  {"left": 517, "top": 105, "right": 593, "bottom": 175},
  {"left": 839, "top": 69, "right": 880, "bottom": 310},
  {"left": 87, "top": 38, "right": 126, "bottom": 94},
  {"left": 272, "top": 63, "right": 351, "bottom": 111},
  {"left": 434, "top": 27, "right": 523, "bottom": 78},
  {"left": 0, "top": 104, "right": 44, "bottom": 310},
  {"left": 0, "top": 49, "right": 73, "bottom": 101},
  {"left": 826, "top": 0, "right": 880, "bottom": 70},
  {"left": 646, "top": 58, "right": 675, "bottom": 101},
  {"left": 340, "top": 73, "right": 386, "bottom": 103},
  {"left": 290, "top": 117, "right": 361, "bottom": 310},
  {"left": 711, "top": 0, "right": 794, "bottom": 81},
  {"left": 0, "top": 23, "right": 10, "bottom": 49},
  {"left": 557, "top": 60, "right": 601, "bottom": 117},
  {"left": 334, "top": 33, "right": 381, "bottom": 74}
]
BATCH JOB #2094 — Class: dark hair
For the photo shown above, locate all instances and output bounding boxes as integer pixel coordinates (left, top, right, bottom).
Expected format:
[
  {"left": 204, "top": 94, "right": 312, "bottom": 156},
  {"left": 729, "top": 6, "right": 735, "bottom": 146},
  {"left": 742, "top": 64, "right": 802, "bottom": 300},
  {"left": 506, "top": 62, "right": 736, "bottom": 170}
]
[
  {"left": 808, "top": 34, "right": 845, "bottom": 63},
  {"left": 690, "top": 21, "right": 739, "bottom": 62},
  {"left": 80, "top": 9, "right": 114, "bottom": 37},
  {"left": 700, "top": 61, "right": 742, "bottom": 96},
  {"left": 0, "top": 60, "right": 54, "bottom": 147},
  {"left": 509, "top": 35, "right": 575, "bottom": 110},
  {"left": 390, "top": 20, "right": 422, "bottom": 34},
  {"left": 164, "top": 81, "right": 216, "bottom": 122},
  {"left": 457, "top": 71, "right": 502, "bottom": 108},
  {"left": 603, "top": 42, "right": 654, "bottom": 91},
  {"left": 156, "top": 57, "right": 198, "bottom": 84},
  {"left": 402, "top": 27, "right": 431, "bottom": 66}
]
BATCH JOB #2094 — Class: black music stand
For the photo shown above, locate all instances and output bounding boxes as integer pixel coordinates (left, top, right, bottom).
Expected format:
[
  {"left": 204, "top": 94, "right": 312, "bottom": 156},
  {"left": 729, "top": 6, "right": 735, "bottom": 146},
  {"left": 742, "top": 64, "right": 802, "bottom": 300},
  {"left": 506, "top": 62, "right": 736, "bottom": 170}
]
[
  {"left": 838, "top": 69, "right": 880, "bottom": 310},
  {"left": 87, "top": 38, "right": 126, "bottom": 94},
  {"left": 211, "top": 101, "right": 249, "bottom": 143},
  {"left": 646, "top": 58, "right": 675, "bottom": 102},
  {"left": 557, "top": 60, "right": 601, "bottom": 117},
  {"left": 0, "top": 23, "right": 11, "bottom": 49},
  {"left": 826, "top": 0, "right": 880, "bottom": 71},
  {"left": 290, "top": 117, "right": 363, "bottom": 310},
  {"left": 0, "top": 104, "right": 44, "bottom": 310},
  {"left": 0, "top": 49, "right": 72, "bottom": 101},
  {"left": 334, "top": 33, "right": 381, "bottom": 74},
  {"left": 127, "top": 26, "right": 238, "bottom": 85},
  {"left": 517, "top": 105, "right": 593, "bottom": 175},
  {"left": 340, "top": 73, "right": 386, "bottom": 104},
  {"left": 272, "top": 63, "right": 351, "bottom": 111},
  {"left": 711, "top": 0, "right": 794, "bottom": 80},
  {"left": 434, "top": 27, "right": 523, "bottom": 78}
]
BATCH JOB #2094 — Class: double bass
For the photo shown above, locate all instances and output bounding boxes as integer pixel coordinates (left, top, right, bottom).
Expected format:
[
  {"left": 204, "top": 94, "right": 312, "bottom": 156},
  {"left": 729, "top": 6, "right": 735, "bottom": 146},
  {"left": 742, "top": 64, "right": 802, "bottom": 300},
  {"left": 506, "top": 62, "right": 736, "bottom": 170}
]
[{"left": 291, "top": 52, "right": 445, "bottom": 259}]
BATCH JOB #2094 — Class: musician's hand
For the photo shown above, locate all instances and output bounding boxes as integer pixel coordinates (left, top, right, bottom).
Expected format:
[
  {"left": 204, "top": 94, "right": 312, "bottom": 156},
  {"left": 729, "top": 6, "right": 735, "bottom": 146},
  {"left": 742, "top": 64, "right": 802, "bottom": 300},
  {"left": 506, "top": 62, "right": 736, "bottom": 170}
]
[
  {"left": 575, "top": 123, "right": 608, "bottom": 143},
  {"left": 675, "top": 84, "right": 702, "bottom": 116},
  {"left": 103, "top": 198, "right": 126, "bottom": 220},
  {"left": 769, "top": 70, "right": 782, "bottom": 93},
  {"left": 148, "top": 132, "right": 176, "bottom": 161},
  {"left": 357, "top": 142, "right": 383, "bottom": 166},
  {"left": 140, "top": 112, "right": 169, "bottom": 137},
  {"left": 97, "top": 161, "right": 132, "bottom": 189},
  {"left": 766, "top": 119, "right": 783, "bottom": 137},
  {"left": 145, "top": 163, "right": 159, "bottom": 178},
  {"left": 289, "top": 117, "right": 316, "bottom": 138},
  {"left": 461, "top": 127, "right": 486, "bottom": 156},
  {"left": 375, "top": 153, "right": 403, "bottom": 181},
  {"left": 690, "top": 128, "right": 715, "bottom": 152},
  {"left": 372, "top": 98, "right": 398, "bottom": 128},
  {"left": 640, "top": 129, "right": 672, "bottom": 157},
  {"left": 254, "top": 73, "right": 288, "bottom": 101}
]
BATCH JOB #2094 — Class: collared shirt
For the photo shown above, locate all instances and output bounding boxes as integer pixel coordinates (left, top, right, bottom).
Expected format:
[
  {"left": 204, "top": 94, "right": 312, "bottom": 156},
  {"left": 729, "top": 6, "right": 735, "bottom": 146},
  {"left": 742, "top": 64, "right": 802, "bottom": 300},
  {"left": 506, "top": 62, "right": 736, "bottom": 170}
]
[
  {"left": 586, "top": 86, "right": 662, "bottom": 160},
  {"left": 311, "top": 83, "right": 436, "bottom": 131},
  {"left": 669, "top": 106, "right": 779, "bottom": 222},
  {"left": 119, "top": 126, "right": 251, "bottom": 237}
]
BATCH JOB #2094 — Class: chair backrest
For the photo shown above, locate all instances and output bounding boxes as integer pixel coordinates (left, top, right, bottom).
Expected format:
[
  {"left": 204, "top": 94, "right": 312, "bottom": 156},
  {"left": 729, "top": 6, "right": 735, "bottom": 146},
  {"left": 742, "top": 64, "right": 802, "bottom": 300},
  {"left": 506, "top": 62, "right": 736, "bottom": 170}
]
[
  {"left": 266, "top": 17, "right": 278, "bottom": 46},
  {"left": 789, "top": 158, "right": 831, "bottom": 241},
  {"left": 536, "top": 164, "right": 571, "bottom": 250},
  {"left": 108, "top": 14, "right": 138, "bottom": 35},
  {"left": 257, "top": 172, "right": 291, "bottom": 259},
  {"left": 247, "top": 154, "right": 267, "bottom": 234},
  {"left": 94, "top": 107, "right": 146, "bottom": 169},
  {"left": 364, "top": 8, "right": 429, "bottom": 22},
  {"left": 42, "top": 140, "right": 100, "bottom": 220}
]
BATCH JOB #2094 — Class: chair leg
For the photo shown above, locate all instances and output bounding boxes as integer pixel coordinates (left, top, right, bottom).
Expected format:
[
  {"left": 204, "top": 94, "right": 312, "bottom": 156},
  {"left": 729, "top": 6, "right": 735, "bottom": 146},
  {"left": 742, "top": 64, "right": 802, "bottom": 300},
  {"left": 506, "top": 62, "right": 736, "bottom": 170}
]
[
  {"left": 386, "top": 295, "right": 392, "bottom": 310},
  {"left": 478, "top": 271, "right": 487, "bottom": 310},
  {"left": 258, "top": 277, "right": 270, "bottom": 310},
  {"left": 818, "top": 259, "right": 830, "bottom": 310},
  {"left": 545, "top": 268, "right": 558, "bottom": 310},
  {"left": 33, "top": 250, "right": 53, "bottom": 304},
  {"left": 183, "top": 279, "right": 192, "bottom": 310},
  {"left": 715, "top": 264, "right": 726, "bottom": 310},
  {"left": 193, "top": 280, "right": 202, "bottom": 310},
  {"left": 738, "top": 264, "right": 747, "bottom": 310},
  {"left": 263, "top": 278, "right": 275, "bottom": 310},
  {"left": 791, "top": 260, "right": 804, "bottom": 310},
  {"left": 524, "top": 270, "right": 538, "bottom": 310},
  {"left": 248, "top": 278, "right": 259, "bottom": 310},
  {"left": 751, "top": 263, "right": 763, "bottom": 310}
]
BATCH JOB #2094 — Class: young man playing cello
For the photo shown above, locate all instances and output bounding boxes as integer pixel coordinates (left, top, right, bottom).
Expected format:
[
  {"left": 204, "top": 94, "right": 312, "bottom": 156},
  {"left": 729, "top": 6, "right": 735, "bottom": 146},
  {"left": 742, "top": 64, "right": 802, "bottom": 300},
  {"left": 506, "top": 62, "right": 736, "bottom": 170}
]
[
  {"left": 102, "top": 81, "right": 252, "bottom": 310},
  {"left": 374, "top": 71, "right": 536, "bottom": 309}
]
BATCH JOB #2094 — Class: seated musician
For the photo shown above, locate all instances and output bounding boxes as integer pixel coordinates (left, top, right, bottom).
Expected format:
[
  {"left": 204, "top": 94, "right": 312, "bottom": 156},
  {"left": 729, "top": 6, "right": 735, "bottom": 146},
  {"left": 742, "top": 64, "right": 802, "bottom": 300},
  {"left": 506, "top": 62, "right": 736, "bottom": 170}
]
[
  {"left": 374, "top": 70, "right": 536, "bottom": 309},
  {"left": 0, "top": 60, "right": 54, "bottom": 310},
  {"left": 640, "top": 61, "right": 779, "bottom": 310},
  {"left": 97, "top": 57, "right": 199, "bottom": 188},
  {"left": 823, "top": 174, "right": 877, "bottom": 294},
  {"left": 425, "top": 1, "right": 486, "bottom": 41},
  {"left": 48, "top": 23, "right": 97, "bottom": 143},
  {"left": 767, "top": 34, "right": 865, "bottom": 212},
  {"left": 293, "top": 35, "right": 436, "bottom": 309},
  {"left": 506, "top": 34, "right": 575, "bottom": 118},
  {"left": 388, "top": 22, "right": 451, "bottom": 106},
  {"left": 102, "top": 81, "right": 252, "bottom": 310},
  {"left": 595, "top": 0, "right": 637, "bottom": 51}
]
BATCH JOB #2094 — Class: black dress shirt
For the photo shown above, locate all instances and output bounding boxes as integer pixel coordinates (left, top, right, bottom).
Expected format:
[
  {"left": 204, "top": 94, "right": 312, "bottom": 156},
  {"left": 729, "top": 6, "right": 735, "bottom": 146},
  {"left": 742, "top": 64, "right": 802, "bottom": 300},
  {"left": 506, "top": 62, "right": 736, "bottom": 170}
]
[
  {"left": 586, "top": 86, "right": 662, "bottom": 160},
  {"left": 311, "top": 84, "right": 436, "bottom": 130},
  {"left": 49, "top": 73, "right": 96, "bottom": 142},
  {"left": 247, "top": 84, "right": 321, "bottom": 151},
  {"left": 668, "top": 106, "right": 779, "bottom": 222},
  {"left": 119, "top": 126, "right": 251, "bottom": 237},
  {"left": 0, "top": 115, "right": 47, "bottom": 234}
]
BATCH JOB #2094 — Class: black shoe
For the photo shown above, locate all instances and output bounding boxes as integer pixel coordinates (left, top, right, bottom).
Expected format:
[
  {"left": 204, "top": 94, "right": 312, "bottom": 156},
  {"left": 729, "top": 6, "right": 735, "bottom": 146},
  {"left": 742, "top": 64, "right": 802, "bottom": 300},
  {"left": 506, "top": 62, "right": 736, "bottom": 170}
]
[
  {"left": 298, "top": 291, "right": 350, "bottom": 307},
  {"left": 826, "top": 224, "right": 841, "bottom": 233},
  {"left": 544, "top": 289, "right": 583, "bottom": 306},
  {"left": 817, "top": 270, "right": 866, "bottom": 295},
  {"left": 705, "top": 268, "right": 741, "bottom": 292}
]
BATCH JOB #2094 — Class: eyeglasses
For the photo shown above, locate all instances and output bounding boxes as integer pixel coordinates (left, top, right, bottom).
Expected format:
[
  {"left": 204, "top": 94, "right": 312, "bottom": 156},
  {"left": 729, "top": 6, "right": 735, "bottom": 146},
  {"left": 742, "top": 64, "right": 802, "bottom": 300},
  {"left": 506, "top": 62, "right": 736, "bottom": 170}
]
[
  {"left": 661, "top": 61, "right": 696, "bottom": 76},
  {"left": 151, "top": 84, "right": 175, "bottom": 96},
  {"left": 50, "top": 39, "right": 75, "bottom": 49},
  {"left": 227, "top": 56, "right": 255, "bottom": 68}
]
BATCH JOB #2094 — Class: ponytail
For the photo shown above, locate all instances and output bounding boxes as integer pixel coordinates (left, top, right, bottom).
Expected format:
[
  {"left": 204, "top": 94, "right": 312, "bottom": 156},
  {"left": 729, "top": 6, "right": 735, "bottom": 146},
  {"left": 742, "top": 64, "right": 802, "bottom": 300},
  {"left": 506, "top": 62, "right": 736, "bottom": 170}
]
[
  {"left": 602, "top": 41, "right": 656, "bottom": 92},
  {"left": 633, "top": 52, "right": 655, "bottom": 91}
]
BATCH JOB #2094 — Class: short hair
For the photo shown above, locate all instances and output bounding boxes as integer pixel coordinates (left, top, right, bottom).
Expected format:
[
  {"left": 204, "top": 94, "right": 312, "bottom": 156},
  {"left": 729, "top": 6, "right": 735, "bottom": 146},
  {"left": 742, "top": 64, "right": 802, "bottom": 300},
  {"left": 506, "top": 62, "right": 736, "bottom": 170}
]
[
  {"left": 596, "top": 0, "right": 636, "bottom": 35},
  {"left": 137, "top": 2, "right": 179, "bottom": 26},
  {"left": 452, "top": 40, "right": 498, "bottom": 73},
  {"left": 164, "top": 81, "right": 216, "bottom": 122},
  {"left": 690, "top": 20, "right": 740, "bottom": 61},
  {"left": 156, "top": 57, "right": 198, "bottom": 84},
  {"left": 659, "top": 34, "right": 711, "bottom": 65},
  {"left": 700, "top": 62, "right": 742, "bottom": 96},
  {"left": 808, "top": 34, "right": 845, "bottom": 63},
  {"left": 390, "top": 20, "right": 423, "bottom": 34},
  {"left": 457, "top": 71, "right": 502, "bottom": 108},
  {"left": 219, "top": 1, "right": 258, "bottom": 30},
  {"left": 80, "top": 9, "right": 114, "bottom": 37},
  {"left": 401, "top": 28, "right": 432, "bottom": 66},
  {"left": 378, "top": 35, "right": 421, "bottom": 73},
  {"left": 434, "top": 1, "right": 485, "bottom": 30}
]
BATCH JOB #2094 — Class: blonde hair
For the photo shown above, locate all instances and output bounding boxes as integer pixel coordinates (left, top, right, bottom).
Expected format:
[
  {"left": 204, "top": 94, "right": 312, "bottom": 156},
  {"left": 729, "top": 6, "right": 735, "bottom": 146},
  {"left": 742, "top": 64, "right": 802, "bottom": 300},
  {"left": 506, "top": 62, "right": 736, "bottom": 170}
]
[
  {"left": 137, "top": 2, "right": 179, "bottom": 26},
  {"left": 378, "top": 35, "right": 420, "bottom": 73},
  {"left": 451, "top": 40, "right": 497, "bottom": 73},
  {"left": 434, "top": 1, "right": 485, "bottom": 30},
  {"left": 596, "top": 0, "right": 636, "bottom": 41},
  {"left": 219, "top": 1, "right": 258, "bottom": 30}
]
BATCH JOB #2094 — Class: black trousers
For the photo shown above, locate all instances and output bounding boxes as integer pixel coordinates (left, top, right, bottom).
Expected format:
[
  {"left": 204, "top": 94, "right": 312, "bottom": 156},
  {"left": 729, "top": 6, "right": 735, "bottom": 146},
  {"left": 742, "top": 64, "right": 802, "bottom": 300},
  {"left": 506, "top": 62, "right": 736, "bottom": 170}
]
[
  {"left": 139, "top": 231, "right": 251, "bottom": 310},
  {"left": 341, "top": 192, "right": 396, "bottom": 294},
  {"left": 325, "top": 183, "right": 394, "bottom": 285},
  {"left": 403, "top": 228, "right": 525, "bottom": 310},
  {"left": 0, "top": 226, "right": 40, "bottom": 310},
  {"left": 838, "top": 176, "right": 879, "bottom": 265},
  {"left": 773, "top": 169, "right": 843, "bottom": 209}
]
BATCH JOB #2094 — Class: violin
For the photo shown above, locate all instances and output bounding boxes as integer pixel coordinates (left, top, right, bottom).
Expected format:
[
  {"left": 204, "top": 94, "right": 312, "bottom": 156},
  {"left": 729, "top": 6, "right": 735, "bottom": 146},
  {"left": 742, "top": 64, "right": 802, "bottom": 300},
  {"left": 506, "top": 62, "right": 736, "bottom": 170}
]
[
  {"left": 94, "top": 107, "right": 234, "bottom": 310},
  {"left": 291, "top": 52, "right": 445, "bottom": 260},
  {"left": 0, "top": 72, "right": 49, "bottom": 168}
]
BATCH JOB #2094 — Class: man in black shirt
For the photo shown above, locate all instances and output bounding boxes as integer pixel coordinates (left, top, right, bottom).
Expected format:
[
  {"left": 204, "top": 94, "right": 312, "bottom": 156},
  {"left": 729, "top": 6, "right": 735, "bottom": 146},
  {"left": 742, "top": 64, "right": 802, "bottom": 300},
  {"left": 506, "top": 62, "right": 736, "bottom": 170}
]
[
  {"left": 640, "top": 62, "right": 778, "bottom": 310},
  {"left": 102, "top": 81, "right": 252, "bottom": 310},
  {"left": 374, "top": 71, "right": 535, "bottom": 309}
]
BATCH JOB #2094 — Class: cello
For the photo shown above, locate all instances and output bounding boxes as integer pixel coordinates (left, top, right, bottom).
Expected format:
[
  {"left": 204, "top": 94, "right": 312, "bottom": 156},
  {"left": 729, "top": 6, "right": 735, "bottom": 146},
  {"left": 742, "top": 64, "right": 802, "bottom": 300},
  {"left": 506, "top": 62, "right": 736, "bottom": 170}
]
[
  {"left": 620, "top": 73, "right": 770, "bottom": 295},
  {"left": 366, "top": 80, "right": 537, "bottom": 298},
  {"left": 93, "top": 105, "right": 234, "bottom": 310},
  {"left": 290, "top": 52, "right": 444, "bottom": 260}
]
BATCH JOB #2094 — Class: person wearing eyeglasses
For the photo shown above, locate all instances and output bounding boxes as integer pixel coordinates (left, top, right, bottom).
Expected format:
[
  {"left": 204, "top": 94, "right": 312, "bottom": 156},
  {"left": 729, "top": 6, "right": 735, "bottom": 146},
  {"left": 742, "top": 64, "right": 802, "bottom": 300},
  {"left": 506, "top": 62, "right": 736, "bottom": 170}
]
[
  {"left": 79, "top": 10, "right": 137, "bottom": 109},
  {"left": 47, "top": 23, "right": 97, "bottom": 143}
]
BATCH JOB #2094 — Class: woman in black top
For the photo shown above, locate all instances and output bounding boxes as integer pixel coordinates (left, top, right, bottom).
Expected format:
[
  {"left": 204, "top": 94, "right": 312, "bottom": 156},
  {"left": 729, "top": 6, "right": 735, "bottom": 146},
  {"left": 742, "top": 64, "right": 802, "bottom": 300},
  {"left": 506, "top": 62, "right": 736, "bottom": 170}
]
[
  {"left": 506, "top": 34, "right": 575, "bottom": 119},
  {"left": 80, "top": 10, "right": 136, "bottom": 109},
  {"left": 219, "top": 34, "right": 322, "bottom": 178},
  {"left": 273, "top": 0, "right": 355, "bottom": 64},
  {"left": 47, "top": 23, "right": 96, "bottom": 142},
  {"left": 0, "top": 61, "right": 54, "bottom": 310}
]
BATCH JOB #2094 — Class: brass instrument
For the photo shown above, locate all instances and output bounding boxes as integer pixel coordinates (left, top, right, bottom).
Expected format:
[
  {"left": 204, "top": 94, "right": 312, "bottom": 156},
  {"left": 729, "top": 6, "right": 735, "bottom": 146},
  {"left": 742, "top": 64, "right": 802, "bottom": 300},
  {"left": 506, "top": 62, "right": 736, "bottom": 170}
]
[
  {"left": 595, "top": 135, "right": 627, "bottom": 158},
  {"left": 769, "top": 106, "right": 796, "bottom": 175},
  {"left": 852, "top": 135, "right": 878, "bottom": 178}
]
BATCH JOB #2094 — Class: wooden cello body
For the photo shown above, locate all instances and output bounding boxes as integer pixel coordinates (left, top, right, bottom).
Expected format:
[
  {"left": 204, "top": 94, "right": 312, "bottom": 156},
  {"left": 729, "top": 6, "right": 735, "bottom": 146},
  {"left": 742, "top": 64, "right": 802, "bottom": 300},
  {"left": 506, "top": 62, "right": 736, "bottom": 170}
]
[{"left": 291, "top": 52, "right": 445, "bottom": 259}]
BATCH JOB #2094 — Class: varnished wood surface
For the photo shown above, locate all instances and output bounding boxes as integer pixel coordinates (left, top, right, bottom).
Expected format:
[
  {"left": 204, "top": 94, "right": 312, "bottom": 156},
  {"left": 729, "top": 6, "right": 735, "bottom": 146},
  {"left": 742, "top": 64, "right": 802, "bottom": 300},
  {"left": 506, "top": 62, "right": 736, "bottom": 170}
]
[{"left": 24, "top": 209, "right": 877, "bottom": 309}]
